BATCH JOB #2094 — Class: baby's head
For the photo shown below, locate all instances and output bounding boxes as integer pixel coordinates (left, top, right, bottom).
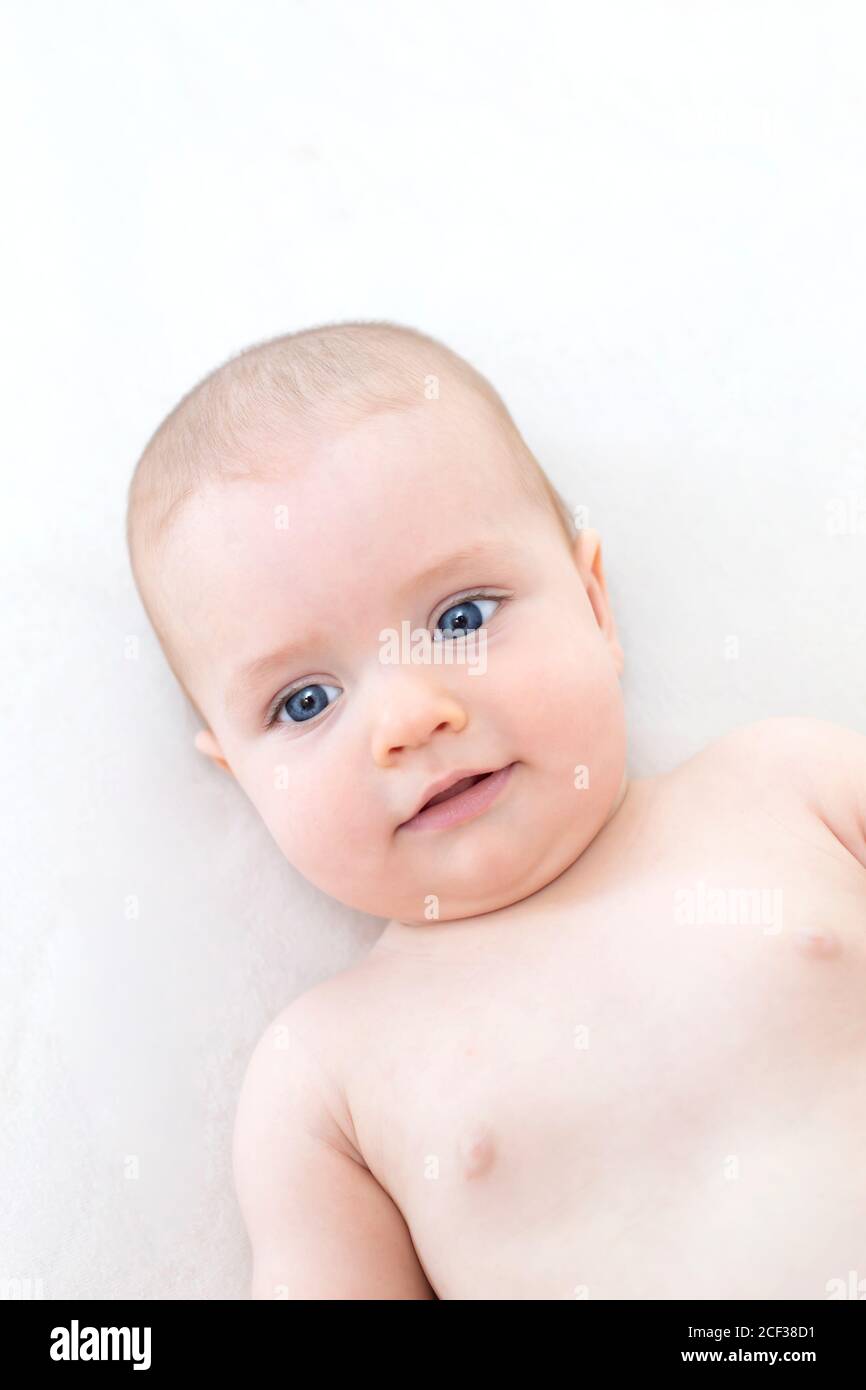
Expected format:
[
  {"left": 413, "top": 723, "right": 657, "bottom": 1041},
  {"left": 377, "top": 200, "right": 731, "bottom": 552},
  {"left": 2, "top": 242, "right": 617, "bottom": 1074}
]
[{"left": 127, "top": 321, "right": 627, "bottom": 925}]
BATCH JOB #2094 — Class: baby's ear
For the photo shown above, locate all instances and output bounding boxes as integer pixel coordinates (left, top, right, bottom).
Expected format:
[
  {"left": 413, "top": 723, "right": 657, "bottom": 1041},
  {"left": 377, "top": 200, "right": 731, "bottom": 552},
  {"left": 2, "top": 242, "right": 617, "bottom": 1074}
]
[
  {"left": 572, "top": 527, "right": 625, "bottom": 677},
  {"left": 194, "top": 729, "right": 231, "bottom": 773}
]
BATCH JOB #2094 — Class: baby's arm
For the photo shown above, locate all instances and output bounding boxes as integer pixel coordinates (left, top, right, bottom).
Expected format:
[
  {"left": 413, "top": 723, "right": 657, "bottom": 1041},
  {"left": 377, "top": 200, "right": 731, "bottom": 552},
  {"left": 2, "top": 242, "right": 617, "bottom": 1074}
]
[
  {"left": 232, "top": 1005, "right": 437, "bottom": 1300},
  {"left": 741, "top": 716, "right": 866, "bottom": 871},
  {"left": 799, "top": 718, "right": 866, "bottom": 871}
]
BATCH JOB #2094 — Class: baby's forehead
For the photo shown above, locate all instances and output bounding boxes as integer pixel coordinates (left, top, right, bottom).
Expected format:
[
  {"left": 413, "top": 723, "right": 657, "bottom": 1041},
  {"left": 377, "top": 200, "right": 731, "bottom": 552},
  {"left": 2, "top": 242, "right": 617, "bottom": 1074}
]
[
  {"left": 159, "top": 385, "right": 553, "bottom": 630},
  {"left": 206, "top": 397, "right": 526, "bottom": 533},
  {"left": 164, "top": 439, "right": 532, "bottom": 641},
  {"left": 162, "top": 471, "right": 538, "bottom": 720}
]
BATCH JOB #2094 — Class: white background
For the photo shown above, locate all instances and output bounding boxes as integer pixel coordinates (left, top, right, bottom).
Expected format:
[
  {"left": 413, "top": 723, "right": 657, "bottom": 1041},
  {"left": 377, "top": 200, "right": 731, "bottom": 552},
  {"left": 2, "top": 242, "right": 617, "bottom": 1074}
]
[{"left": 1, "top": 1, "right": 864, "bottom": 1298}]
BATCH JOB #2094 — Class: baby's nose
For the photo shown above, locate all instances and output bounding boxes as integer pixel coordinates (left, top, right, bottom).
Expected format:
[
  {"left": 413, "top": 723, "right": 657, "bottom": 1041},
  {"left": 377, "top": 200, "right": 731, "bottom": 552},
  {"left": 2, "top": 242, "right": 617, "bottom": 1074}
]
[{"left": 371, "top": 681, "right": 468, "bottom": 766}]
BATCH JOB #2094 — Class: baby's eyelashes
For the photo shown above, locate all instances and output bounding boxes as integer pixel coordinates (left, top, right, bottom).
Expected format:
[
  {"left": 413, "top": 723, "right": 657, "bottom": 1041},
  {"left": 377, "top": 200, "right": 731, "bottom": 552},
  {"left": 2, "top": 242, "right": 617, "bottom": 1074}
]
[
  {"left": 265, "top": 594, "right": 502, "bottom": 729},
  {"left": 435, "top": 595, "right": 500, "bottom": 637},
  {"left": 271, "top": 682, "right": 342, "bottom": 726}
]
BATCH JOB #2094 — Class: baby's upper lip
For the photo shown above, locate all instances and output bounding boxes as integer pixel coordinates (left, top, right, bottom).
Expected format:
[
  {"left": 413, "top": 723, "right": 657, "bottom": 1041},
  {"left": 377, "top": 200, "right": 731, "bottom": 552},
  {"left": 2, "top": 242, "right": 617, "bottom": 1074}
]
[{"left": 398, "top": 768, "right": 496, "bottom": 827}]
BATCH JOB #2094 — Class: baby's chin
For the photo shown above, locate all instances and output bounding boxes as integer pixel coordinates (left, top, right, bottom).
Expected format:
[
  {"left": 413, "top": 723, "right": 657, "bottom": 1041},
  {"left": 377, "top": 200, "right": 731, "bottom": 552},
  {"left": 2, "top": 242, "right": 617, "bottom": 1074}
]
[
  {"left": 392, "top": 765, "right": 629, "bottom": 923},
  {"left": 370, "top": 862, "right": 559, "bottom": 927},
  {"left": 292, "top": 831, "right": 545, "bottom": 925},
  {"left": 277, "top": 748, "right": 630, "bottom": 925},
  {"left": 354, "top": 811, "right": 613, "bottom": 925}
]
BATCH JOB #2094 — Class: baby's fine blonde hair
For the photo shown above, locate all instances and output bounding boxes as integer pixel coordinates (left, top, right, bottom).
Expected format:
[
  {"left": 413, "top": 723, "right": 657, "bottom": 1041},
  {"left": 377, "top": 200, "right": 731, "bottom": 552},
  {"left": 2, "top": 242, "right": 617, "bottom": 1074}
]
[{"left": 126, "top": 319, "right": 575, "bottom": 688}]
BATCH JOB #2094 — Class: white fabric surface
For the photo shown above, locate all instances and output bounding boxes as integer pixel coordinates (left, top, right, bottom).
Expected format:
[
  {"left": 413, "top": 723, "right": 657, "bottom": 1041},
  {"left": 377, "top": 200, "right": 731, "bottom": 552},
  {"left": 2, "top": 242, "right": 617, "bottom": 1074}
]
[{"left": 2, "top": 1, "right": 865, "bottom": 1299}]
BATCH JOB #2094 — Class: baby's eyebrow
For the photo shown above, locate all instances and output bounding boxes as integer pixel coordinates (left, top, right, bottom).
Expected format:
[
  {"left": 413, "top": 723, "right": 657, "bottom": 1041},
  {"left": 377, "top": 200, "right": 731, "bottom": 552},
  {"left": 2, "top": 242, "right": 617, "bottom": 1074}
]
[
  {"left": 225, "top": 540, "right": 508, "bottom": 715},
  {"left": 225, "top": 635, "right": 324, "bottom": 715},
  {"left": 397, "top": 541, "right": 505, "bottom": 596}
]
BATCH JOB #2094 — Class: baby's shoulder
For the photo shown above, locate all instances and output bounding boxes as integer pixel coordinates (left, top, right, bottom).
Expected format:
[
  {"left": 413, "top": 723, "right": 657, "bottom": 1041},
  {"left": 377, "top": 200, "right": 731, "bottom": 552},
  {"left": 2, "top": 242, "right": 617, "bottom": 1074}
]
[
  {"left": 265, "top": 962, "right": 371, "bottom": 1057},
  {"left": 691, "top": 716, "right": 866, "bottom": 868},
  {"left": 700, "top": 715, "right": 864, "bottom": 787},
  {"left": 236, "top": 965, "right": 372, "bottom": 1163}
]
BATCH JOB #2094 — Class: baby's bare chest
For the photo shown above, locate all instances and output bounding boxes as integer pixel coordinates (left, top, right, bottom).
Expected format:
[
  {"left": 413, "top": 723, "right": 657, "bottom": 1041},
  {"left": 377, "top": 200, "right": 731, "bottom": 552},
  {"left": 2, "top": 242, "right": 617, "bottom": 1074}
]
[{"left": 348, "top": 819, "right": 866, "bottom": 1296}]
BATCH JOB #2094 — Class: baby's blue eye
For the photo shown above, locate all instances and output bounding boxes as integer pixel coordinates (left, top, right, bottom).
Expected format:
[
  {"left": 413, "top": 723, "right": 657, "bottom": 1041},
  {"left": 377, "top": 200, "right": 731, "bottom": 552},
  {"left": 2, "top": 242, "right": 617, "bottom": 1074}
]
[
  {"left": 276, "top": 683, "right": 342, "bottom": 724},
  {"left": 436, "top": 596, "right": 499, "bottom": 637}
]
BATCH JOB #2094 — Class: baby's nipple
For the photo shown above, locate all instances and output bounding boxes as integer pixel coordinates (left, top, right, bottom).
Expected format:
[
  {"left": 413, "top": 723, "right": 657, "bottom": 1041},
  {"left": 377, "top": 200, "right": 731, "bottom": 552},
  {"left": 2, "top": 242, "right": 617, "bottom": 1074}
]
[
  {"left": 457, "top": 1120, "right": 496, "bottom": 1180},
  {"left": 794, "top": 925, "right": 840, "bottom": 959}
]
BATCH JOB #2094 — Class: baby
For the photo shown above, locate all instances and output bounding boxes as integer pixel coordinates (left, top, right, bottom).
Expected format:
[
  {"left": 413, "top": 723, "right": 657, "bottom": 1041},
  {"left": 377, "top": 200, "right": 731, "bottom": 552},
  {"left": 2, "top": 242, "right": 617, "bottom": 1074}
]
[{"left": 127, "top": 320, "right": 866, "bottom": 1301}]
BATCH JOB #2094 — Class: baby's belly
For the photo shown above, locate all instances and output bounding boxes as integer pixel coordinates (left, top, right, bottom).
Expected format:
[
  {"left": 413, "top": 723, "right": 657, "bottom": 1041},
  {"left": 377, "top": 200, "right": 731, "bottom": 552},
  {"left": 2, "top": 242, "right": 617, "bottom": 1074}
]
[{"left": 358, "top": 859, "right": 866, "bottom": 1299}]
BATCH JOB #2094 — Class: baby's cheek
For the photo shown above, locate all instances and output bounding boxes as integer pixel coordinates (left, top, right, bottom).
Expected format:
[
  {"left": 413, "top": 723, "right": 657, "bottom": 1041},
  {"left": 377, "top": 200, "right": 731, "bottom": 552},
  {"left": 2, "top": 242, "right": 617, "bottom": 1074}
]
[
  {"left": 252, "top": 758, "right": 375, "bottom": 887},
  {"left": 515, "top": 627, "right": 618, "bottom": 737},
  {"left": 530, "top": 638, "right": 625, "bottom": 800},
  {"left": 238, "top": 751, "right": 319, "bottom": 861}
]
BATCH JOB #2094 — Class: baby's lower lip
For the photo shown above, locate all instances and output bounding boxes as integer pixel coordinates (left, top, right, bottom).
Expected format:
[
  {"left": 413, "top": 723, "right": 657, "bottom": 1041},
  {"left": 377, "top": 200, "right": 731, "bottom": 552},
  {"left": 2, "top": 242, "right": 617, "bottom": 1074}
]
[{"left": 399, "top": 763, "right": 516, "bottom": 833}]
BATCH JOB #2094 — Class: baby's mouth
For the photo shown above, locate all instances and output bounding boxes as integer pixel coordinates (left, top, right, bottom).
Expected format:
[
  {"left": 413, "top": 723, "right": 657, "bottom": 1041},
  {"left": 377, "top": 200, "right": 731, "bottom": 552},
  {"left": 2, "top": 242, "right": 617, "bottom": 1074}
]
[
  {"left": 398, "top": 763, "right": 516, "bottom": 833},
  {"left": 421, "top": 773, "right": 491, "bottom": 811}
]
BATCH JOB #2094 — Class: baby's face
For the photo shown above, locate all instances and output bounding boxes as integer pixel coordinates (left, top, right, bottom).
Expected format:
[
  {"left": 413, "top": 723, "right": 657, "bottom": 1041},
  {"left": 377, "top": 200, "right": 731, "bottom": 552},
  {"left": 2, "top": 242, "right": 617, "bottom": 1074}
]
[{"left": 166, "top": 391, "right": 627, "bottom": 924}]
